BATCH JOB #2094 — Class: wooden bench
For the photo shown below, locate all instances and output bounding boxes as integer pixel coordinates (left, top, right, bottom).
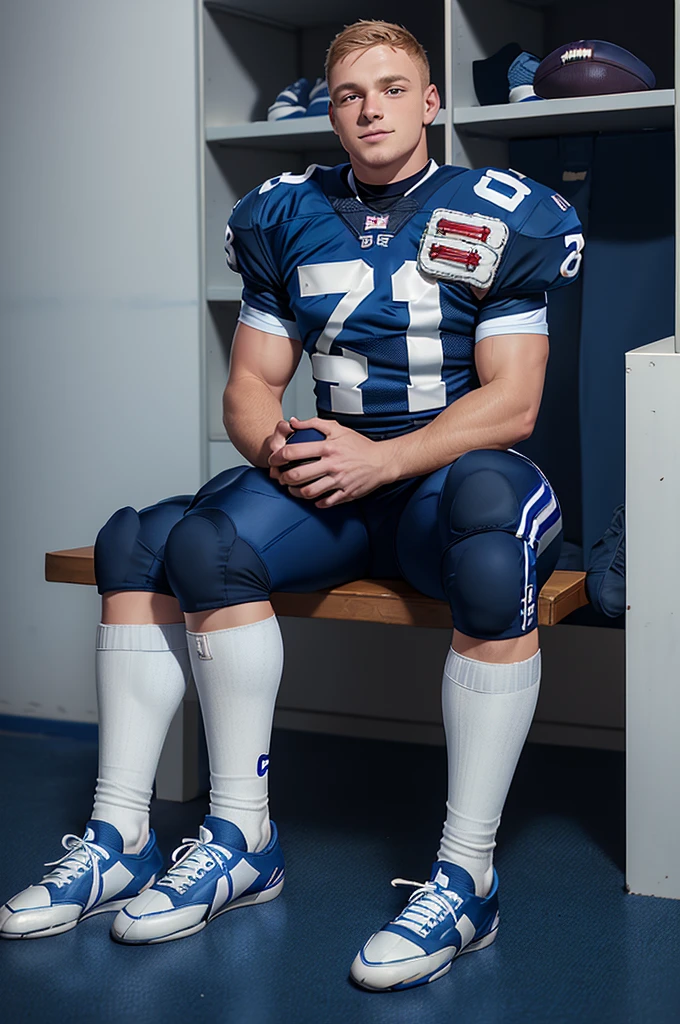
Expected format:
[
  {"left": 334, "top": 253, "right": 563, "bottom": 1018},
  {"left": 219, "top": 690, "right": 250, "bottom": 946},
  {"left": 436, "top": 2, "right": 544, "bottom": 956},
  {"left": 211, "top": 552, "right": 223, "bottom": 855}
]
[
  {"left": 45, "top": 546, "right": 588, "bottom": 800},
  {"left": 46, "top": 546, "right": 588, "bottom": 628}
]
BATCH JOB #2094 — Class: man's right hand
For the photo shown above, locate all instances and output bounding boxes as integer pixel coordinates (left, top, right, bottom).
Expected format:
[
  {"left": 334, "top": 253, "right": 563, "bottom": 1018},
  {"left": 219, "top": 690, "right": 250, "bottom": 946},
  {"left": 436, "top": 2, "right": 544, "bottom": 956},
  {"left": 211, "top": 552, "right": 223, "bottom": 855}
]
[{"left": 266, "top": 420, "right": 292, "bottom": 482}]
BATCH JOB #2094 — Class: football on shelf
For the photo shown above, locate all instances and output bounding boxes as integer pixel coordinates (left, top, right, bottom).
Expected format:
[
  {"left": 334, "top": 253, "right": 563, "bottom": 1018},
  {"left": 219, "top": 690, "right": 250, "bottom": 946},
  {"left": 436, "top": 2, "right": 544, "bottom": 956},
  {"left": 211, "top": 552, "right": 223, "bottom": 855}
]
[{"left": 534, "top": 40, "right": 655, "bottom": 99}]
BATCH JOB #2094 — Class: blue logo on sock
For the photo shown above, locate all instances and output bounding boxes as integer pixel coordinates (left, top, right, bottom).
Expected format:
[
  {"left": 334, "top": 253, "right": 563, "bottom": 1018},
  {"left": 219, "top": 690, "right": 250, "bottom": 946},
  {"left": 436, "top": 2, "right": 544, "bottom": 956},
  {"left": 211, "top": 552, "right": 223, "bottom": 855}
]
[{"left": 257, "top": 754, "right": 270, "bottom": 777}]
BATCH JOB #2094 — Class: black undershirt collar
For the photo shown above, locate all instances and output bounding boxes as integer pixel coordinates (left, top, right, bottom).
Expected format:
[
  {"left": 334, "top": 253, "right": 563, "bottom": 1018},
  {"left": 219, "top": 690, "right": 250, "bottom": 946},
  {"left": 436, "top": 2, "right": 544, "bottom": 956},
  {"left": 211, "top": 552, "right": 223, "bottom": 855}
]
[{"left": 348, "top": 161, "right": 435, "bottom": 212}]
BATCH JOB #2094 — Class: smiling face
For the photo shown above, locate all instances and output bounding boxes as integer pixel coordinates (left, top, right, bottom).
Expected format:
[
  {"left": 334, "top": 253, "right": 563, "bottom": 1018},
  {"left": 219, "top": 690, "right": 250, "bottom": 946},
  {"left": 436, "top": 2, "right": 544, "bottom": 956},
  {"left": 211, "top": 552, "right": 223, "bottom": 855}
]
[{"left": 328, "top": 44, "right": 440, "bottom": 185}]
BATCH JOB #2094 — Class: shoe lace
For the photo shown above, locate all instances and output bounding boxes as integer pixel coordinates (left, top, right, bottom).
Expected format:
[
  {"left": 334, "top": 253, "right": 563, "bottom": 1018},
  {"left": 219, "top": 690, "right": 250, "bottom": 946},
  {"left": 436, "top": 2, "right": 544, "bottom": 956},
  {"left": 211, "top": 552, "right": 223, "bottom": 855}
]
[
  {"left": 156, "top": 838, "right": 226, "bottom": 896},
  {"left": 390, "top": 878, "right": 464, "bottom": 939},
  {"left": 42, "top": 834, "right": 110, "bottom": 889}
]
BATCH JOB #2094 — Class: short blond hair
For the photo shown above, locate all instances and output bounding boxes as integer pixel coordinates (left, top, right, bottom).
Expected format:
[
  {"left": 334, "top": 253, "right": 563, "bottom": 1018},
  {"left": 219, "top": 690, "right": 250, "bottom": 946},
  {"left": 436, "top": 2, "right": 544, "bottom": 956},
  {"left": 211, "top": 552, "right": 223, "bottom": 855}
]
[{"left": 325, "top": 20, "right": 430, "bottom": 90}]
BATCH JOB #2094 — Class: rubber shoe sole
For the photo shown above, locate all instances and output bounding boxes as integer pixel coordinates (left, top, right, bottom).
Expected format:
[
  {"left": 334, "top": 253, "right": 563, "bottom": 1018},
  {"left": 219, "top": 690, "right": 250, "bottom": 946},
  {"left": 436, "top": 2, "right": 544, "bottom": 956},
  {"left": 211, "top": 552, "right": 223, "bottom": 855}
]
[
  {"left": 112, "top": 875, "right": 284, "bottom": 944},
  {"left": 0, "top": 881, "right": 158, "bottom": 940},
  {"left": 350, "top": 921, "right": 498, "bottom": 991}
]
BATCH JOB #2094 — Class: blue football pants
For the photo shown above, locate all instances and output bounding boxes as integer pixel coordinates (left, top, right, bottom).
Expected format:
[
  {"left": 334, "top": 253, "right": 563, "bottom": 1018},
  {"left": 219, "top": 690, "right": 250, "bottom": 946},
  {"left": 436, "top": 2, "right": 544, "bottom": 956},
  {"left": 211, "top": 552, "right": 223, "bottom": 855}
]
[{"left": 95, "top": 449, "right": 562, "bottom": 641}]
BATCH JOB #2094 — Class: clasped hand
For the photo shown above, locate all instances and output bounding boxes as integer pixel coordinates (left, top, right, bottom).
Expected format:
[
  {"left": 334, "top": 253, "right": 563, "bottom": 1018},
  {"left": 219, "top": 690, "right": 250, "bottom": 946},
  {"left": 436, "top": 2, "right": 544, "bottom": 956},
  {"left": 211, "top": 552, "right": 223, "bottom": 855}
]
[{"left": 267, "top": 416, "right": 398, "bottom": 508}]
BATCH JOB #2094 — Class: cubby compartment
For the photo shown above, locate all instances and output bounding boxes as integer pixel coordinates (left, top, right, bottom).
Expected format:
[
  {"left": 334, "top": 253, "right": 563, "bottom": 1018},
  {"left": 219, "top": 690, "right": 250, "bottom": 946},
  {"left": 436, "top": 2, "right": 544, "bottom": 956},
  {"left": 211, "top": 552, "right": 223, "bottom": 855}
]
[
  {"left": 452, "top": 0, "right": 674, "bottom": 167},
  {"left": 206, "top": 297, "right": 313, "bottom": 471},
  {"left": 206, "top": 286, "right": 318, "bottom": 449},
  {"left": 203, "top": 5, "right": 298, "bottom": 127},
  {"left": 204, "top": 0, "right": 446, "bottom": 133},
  {"left": 204, "top": 143, "right": 304, "bottom": 297},
  {"left": 205, "top": 301, "right": 239, "bottom": 443}
]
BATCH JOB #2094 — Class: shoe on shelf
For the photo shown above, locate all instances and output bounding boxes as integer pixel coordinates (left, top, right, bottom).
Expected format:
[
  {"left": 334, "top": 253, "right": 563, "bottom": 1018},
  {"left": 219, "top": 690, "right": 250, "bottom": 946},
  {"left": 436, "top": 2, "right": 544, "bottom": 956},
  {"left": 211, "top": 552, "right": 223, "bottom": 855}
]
[
  {"left": 111, "top": 815, "right": 285, "bottom": 944},
  {"left": 305, "top": 78, "right": 330, "bottom": 117},
  {"left": 0, "top": 821, "right": 163, "bottom": 940},
  {"left": 350, "top": 862, "right": 499, "bottom": 992},
  {"left": 267, "top": 78, "right": 311, "bottom": 120},
  {"left": 508, "top": 51, "right": 543, "bottom": 102}
]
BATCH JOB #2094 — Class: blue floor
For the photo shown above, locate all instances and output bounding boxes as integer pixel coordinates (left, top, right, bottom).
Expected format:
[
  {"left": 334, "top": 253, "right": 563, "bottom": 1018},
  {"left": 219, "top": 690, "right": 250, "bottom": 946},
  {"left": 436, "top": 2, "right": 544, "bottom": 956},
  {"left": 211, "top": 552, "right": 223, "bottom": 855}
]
[{"left": 1, "top": 728, "right": 679, "bottom": 1024}]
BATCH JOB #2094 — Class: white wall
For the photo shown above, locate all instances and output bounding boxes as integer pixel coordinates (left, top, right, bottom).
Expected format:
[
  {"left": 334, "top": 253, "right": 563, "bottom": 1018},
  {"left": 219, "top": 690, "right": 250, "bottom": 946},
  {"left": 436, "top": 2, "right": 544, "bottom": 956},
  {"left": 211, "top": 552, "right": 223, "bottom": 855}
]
[{"left": 0, "top": 0, "right": 202, "bottom": 724}]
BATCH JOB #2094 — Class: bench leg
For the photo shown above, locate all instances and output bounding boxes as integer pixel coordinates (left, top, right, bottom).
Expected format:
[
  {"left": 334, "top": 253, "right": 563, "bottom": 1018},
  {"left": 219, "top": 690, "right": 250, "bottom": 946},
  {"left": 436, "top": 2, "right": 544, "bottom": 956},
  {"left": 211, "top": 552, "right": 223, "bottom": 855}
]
[{"left": 155, "top": 675, "right": 208, "bottom": 802}]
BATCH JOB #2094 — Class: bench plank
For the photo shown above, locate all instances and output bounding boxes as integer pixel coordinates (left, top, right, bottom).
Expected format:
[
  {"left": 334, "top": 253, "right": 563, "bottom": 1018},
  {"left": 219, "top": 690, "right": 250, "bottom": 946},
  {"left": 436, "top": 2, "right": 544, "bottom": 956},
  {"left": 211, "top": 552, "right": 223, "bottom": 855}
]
[
  {"left": 45, "top": 547, "right": 587, "bottom": 627},
  {"left": 45, "top": 547, "right": 96, "bottom": 586}
]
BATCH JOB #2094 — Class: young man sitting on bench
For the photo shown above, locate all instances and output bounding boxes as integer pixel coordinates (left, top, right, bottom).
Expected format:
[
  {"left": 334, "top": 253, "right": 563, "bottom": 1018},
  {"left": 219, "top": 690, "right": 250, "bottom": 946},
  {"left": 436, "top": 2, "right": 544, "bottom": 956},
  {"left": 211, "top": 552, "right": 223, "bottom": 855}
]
[{"left": 0, "top": 20, "right": 582, "bottom": 993}]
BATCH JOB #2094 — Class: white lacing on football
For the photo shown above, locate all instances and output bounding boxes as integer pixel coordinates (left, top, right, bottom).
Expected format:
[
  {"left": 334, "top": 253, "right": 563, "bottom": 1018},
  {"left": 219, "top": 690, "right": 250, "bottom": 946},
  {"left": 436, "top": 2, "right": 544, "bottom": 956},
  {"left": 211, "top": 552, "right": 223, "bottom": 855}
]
[
  {"left": 560, "top": 47, "right": 593, "bottom": 64},
  {"left": 156, "top": 840, "right": 223, "bottom": 896},
  {"left": 42, "top": 834, "right": 110, "bottom": 890},
  {"left": 389, "top": 878, "right": 463, "bottom": 939}
]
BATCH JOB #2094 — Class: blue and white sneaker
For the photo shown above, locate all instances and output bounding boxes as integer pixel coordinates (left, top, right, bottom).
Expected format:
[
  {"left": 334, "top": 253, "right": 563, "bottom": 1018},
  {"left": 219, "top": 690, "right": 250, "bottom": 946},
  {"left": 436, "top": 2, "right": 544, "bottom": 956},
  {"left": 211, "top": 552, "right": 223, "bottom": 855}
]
[
  {"left": 508, "top": 51, "right": 543, "bottom": 102},
  {"left": 111, "top": 815, "right": 284, "bottom": 944},
  {"left": 0, "top": 821, "right": 162, "bottom": 940},
  {"left": 305, "top": 78, "right": 330, "bottom": 117},
  {"left": 350, "top": 862, "right": 499, "bottom": 991},
  {"left": 267, "top": 78, "right": 310, "bottom": 121}
]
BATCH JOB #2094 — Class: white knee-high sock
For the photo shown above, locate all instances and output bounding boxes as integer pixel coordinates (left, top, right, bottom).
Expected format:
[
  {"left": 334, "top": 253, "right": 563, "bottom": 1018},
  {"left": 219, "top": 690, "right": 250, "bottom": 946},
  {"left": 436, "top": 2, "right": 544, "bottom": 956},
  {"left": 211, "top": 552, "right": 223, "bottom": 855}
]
[
  {"left": 437, "top": 646, "right": 541, "bottom": 896},
  {"left": 91, "top": 623, "right": 190, "bottom": 853},
  {"left": 186, "top": 615, "right": 284, "bottom": 853}
]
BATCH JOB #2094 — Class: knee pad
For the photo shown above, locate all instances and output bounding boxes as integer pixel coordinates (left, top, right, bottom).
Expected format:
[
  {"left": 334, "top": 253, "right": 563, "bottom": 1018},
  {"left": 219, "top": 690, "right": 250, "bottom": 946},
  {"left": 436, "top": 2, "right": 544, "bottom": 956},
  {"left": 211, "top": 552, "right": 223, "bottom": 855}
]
[
  {"left": 164, "top": 507, "right": 271, "bottom": 613},
  {"left": 94, "top": 505, "right": 166, "bottom": 598},
  {"left": 440, "top": 452, "right": 538, "bottom": 543},
  {"left": 95, "top": 500, "right": 189, "bottom": 597},
  {"left": 440, "top": 450, "right": 561, "bottom": 554},
  {"left": 95, "top": 507, "right": 143, "bottom": 594},
  {"left": 442, "top": 531, "right": 537, "bottom": 640}
]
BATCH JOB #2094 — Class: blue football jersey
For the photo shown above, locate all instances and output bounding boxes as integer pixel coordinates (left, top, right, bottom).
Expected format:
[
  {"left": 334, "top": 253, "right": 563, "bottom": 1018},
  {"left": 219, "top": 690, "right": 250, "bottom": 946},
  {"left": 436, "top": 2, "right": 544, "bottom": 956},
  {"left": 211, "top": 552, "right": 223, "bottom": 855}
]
[{"left": 226, "top": 160, "right": 583, "bottom": 437}]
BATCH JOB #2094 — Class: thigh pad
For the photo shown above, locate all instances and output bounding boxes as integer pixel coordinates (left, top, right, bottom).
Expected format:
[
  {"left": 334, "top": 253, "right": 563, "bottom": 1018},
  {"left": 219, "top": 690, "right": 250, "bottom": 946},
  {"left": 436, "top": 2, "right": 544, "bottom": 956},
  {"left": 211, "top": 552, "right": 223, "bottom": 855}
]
[{"left": 163, "top": 467, "right": 369, "bottom": 613}]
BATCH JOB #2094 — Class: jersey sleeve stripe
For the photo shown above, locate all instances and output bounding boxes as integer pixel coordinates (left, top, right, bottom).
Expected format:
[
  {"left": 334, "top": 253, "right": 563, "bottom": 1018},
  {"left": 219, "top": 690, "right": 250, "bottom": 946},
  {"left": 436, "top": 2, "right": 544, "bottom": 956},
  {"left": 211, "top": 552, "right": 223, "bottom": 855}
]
[
  {"left": 238, "top": 302, "right": 300, "bottom": 341},
  {"left": 474, "top": 305, "right": 548, "bottom": 343}
]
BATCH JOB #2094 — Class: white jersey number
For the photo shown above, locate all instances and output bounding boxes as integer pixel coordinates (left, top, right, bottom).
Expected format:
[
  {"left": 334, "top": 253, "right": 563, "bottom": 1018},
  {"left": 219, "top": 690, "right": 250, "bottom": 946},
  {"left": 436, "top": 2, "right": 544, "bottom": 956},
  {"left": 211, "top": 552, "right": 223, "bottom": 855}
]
[
  {"left": 298, "top": 261, "right": 372, "bottom": 415},
  {"left": 392, "top": 262, "right": 446, "bottom": 412},
  {"left": 472, "top": 171, "right": 583, "bottom": 281},
  {"left": 259, "top": 165, "right": 327, "bottom": 195},
  {"left": 473, "top": 169, "right": 532, "bottom": 213},
  {"left": 297, "top": 259, "right": 445, "bottom": 415},
  {"left": 560, "top": 233, "right": 585, "bottom": 278}
]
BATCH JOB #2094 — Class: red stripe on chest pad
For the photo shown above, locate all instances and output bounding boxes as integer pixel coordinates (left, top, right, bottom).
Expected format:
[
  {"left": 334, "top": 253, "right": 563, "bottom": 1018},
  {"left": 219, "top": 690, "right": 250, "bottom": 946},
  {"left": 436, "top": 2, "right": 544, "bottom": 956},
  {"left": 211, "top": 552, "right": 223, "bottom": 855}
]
[
  {"left": 437, "top": 218, "right": 491, "bottom": 243},
  {"left": 429, "top": 244, "right": 482, "bottom": 270}
]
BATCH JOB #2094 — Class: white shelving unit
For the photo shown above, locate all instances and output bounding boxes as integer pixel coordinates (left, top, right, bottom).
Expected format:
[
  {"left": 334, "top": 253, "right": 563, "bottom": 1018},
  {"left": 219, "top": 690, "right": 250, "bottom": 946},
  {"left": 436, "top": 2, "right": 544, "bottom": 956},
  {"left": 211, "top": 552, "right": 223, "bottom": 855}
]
[
  {"left": 455, "top": 88, "right": 674, "bottom": 139},
  {"left": 194, "top": 0, "right": 680, "bottom": 897},
  {"left": 207, "top": 108, "right": 448, "bottom": 147},
  {"left": 624, "top": 1, "right": 680, "bottom": 901},
  {"left": 199, "top": 0, "right": 675, "bottom": 473}
]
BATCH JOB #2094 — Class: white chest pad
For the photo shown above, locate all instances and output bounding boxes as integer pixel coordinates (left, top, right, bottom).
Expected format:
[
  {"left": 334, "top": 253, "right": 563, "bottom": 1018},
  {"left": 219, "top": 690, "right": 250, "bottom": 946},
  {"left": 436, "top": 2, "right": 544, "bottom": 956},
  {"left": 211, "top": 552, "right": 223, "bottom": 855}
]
[{"left": 417, "top": 209, "right": 509, "bottom": 289}]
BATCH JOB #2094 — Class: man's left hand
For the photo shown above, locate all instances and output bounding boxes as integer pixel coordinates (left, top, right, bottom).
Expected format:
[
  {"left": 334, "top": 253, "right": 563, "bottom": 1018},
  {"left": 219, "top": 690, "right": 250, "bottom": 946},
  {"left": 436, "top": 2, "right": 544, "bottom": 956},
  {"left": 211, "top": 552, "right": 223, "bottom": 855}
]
[{"left": 268, "top": 416, "right": 399, "bottom": 507}]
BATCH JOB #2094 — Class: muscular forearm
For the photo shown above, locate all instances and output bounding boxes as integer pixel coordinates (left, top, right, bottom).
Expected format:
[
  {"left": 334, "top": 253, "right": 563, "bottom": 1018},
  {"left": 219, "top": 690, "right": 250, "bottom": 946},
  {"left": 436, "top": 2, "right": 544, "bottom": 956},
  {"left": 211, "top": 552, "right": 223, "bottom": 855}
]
[
  {"left": 223, "top": 376, "right": 285, "bottom": 468},
  {"left": 383, "top": 378, "right": 535, "bottom": 482}
]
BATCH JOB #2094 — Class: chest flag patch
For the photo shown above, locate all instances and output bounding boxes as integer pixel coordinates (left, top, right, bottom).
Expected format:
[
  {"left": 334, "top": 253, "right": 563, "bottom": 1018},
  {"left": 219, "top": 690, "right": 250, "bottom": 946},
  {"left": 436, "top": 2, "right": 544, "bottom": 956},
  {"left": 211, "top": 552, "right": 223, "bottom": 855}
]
[
  {"left": 418, "top": 209, "right": 509, "bottom": 288},
  {"left": 364, "top": 213, "right": 389, "bottom": 230}
]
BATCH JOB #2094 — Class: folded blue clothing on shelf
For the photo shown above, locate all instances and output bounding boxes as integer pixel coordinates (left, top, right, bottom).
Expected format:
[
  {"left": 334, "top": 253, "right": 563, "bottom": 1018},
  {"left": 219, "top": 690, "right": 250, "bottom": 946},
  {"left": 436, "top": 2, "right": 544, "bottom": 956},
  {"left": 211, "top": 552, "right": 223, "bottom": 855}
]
[
  {"left": 306, "top": 78, "right": 329, "bottom": 117},
  {"left": 472, "top": 44, "right": 543, "bottom": 106},
  {"left": 267, "top": 77, "right": 329, "bottom": 122},
  {"left": 267, "top": 78, "right": 311, "bottom": 121}
]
